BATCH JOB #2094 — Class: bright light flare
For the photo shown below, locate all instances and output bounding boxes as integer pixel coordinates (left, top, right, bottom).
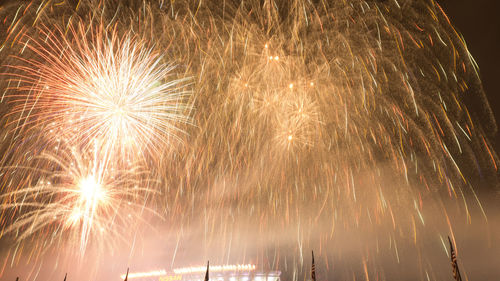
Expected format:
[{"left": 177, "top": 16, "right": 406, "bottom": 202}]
[{"left": 78, "top": 175, "right": 105, "bottom": 204}]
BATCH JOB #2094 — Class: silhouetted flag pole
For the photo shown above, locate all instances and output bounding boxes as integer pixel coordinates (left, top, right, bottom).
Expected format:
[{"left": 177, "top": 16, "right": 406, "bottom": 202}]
[
  {"left": 204, "top": 261, "right": 209, "bottom": 281},
  {"left": 311, "top": 251, "right": 316, "bottom": 281},
  {"left": 63, "top": 273, "right": 67, "bottom": 281},
  {"left": 448, "top": 236, "right": 463, "bottom": 281},
  {"left": 124, "top": 268, "right": 129, "bottom": 281}
]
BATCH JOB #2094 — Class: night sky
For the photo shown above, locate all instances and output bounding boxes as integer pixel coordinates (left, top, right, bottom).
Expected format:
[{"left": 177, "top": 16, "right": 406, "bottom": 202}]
[{"left": 440, "top": 0, "right": 500, "bottom": 150}]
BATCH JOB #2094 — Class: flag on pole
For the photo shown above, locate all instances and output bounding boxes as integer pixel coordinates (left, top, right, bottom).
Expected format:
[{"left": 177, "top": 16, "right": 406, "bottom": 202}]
[
  {"left": 448, "top": 236, "right": 463, "bottom": 281},
  {"left": 124, "top": 268, "right": 129, "bottom": 281},
  {"left": 204, "top": 261, "right": 209, "bottom": 281},
  {"left": 311, "top": 251, "right": 316, "bottom": 281}
]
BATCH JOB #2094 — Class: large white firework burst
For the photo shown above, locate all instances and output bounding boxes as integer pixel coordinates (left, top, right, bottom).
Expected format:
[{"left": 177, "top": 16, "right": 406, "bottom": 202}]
[{"left": 4, "top": 22, "right": 192, "bottom": 163}]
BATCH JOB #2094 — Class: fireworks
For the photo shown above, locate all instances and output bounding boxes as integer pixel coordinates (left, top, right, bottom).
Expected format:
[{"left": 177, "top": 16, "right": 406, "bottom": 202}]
[
  {"left": 4, "top": 21, "right": 192, "bottom": 164},
  {"left": 0, "top": 0, "right": 498, "bottom": 280},
  {"left": 0, "top": 142, "right": 159, "bottom": 259}
]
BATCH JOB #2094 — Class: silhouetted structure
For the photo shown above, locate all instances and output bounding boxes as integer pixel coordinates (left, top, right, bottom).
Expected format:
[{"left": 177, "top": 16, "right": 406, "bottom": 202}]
[
  {"left": 448, "top": 236, "right": 463, "bottom": 281},
  {"left": 311, "top": 251, "right": 316, "bottom": 281},
  {"left": 204, "top": 261, "right": 209, "bottom": 281},
  {"left": 124, "top": 268, "right": 129, "bottom": 281}
]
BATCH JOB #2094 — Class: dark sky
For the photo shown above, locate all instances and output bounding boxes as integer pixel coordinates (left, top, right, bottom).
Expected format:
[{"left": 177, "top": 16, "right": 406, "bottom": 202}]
[{"left": 439, "top": 1, "right": 500, "bottom": 149}]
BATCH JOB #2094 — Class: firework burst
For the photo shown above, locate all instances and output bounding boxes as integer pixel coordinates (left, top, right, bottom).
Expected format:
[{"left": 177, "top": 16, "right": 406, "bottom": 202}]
[
  {"left": 3, "top": 21, "right": 192, "bottom": 165},
  {"left": 0, "top": 141, "right": 160, "bottom": 259}
]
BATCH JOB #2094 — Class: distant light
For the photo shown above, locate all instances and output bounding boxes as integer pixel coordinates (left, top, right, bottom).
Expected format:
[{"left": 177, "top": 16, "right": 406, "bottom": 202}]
[
  {"left": 174, "top": 264, "right": 256, "bottom": 274},
  {"left": 119, "top": 270, "right": 168, "bottom": 279},
  {"left": 122, "top": 264, "right": 257, "bottom": 279}
]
